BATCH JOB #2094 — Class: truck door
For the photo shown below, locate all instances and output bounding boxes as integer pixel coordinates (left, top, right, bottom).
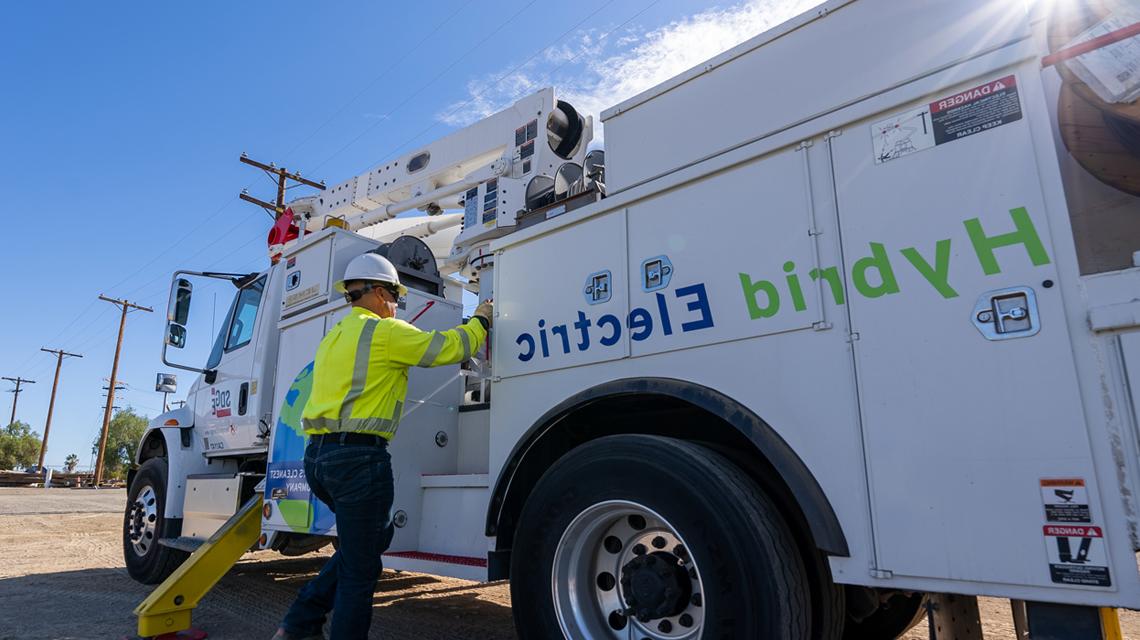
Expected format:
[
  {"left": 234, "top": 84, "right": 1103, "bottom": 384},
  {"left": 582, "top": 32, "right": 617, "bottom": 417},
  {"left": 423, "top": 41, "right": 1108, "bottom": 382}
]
[
  {"left": 196, "top": 276, "right": 269, "bottom": 454},
  {"left": 828, "top": 71, "right": 1098, "bottom": 586}
]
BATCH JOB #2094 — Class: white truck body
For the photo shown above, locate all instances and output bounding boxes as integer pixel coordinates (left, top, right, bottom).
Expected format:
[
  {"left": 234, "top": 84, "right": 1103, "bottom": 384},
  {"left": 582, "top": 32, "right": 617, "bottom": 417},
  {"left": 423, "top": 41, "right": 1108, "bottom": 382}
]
[{"left": 132, "top": 0, "right": 1140, "bottom": 632}]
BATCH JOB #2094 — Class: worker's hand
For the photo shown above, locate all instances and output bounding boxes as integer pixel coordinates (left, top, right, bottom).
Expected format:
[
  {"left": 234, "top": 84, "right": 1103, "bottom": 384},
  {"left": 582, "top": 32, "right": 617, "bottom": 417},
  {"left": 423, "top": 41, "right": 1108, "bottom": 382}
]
[{"left": 474, "top": 300, "right": 494, "bottom": 328}]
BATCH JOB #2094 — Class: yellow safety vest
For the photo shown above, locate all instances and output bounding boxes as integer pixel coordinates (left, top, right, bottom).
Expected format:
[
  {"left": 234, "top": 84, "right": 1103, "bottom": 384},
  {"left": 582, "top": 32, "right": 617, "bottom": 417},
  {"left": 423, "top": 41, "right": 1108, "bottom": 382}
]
[{"left": 302, "top": 306, "right": 487, "bottom": 439}]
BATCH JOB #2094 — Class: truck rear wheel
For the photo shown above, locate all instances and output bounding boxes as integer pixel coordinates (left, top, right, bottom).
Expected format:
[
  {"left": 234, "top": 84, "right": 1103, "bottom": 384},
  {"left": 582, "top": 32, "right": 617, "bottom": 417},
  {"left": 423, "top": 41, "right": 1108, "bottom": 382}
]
[
  {"left": 123, "top": 458, "right": 188, "bottom": 584},
  {"left": 510, "top": 434, "right": 812, "bottom": 640}
]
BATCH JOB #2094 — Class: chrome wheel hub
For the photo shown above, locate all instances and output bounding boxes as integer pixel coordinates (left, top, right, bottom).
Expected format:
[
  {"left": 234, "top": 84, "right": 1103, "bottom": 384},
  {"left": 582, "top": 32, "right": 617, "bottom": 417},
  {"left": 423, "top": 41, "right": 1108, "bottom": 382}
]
[
  {"left": 127, "top": 485, "right": 158, "bottom": 557},
  {"left": 553, "top": 500, "right": 704, "bottom": 639}
]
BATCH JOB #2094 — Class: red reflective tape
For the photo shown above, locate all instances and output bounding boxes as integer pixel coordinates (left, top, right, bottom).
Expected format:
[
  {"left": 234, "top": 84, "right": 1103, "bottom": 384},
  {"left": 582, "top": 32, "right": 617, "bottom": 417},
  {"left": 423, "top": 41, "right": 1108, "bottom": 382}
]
[
  {"left": 383, "top": 550, "right": 487, "bottom": 567},
  {"left": 1042, "top": 22, "right": 1140, "bottom": 68}
]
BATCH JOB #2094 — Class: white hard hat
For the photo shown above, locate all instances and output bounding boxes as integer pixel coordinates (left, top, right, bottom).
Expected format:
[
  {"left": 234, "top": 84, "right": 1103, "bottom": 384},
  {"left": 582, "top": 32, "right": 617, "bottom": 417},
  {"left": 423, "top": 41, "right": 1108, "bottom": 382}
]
[{"left": 335, "top": 253, "right": 408, "bottom": 297}]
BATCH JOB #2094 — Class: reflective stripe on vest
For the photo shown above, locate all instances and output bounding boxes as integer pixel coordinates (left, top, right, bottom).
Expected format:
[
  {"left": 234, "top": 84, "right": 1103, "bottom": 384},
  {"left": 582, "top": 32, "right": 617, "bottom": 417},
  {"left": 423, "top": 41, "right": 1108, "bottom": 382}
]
[{"left": 303, "top": 400, "right": 404, "bottom": 436}]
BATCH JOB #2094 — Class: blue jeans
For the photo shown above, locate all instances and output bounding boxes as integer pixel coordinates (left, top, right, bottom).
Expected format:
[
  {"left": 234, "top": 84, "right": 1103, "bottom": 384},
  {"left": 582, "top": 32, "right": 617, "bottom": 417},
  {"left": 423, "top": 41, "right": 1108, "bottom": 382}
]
[{"left": 282, "top": 438, "right": 395, "bottom": 639}]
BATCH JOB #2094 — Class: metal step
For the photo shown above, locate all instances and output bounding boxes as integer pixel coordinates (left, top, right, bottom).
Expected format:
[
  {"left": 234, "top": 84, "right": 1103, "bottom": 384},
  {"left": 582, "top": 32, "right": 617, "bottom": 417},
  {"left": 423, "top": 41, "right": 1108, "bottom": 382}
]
[
  {"left": 383, "top": 550, "right": 487, "bottom": 582},
  {"left": 158, "top": 536, "right": 207, "bottom": 553}
]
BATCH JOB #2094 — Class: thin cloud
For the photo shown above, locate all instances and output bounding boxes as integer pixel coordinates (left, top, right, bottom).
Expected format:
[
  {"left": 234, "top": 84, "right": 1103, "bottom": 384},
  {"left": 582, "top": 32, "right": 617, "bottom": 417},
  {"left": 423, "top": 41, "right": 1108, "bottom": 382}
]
[{"left": 438, "top": 0, "right": 824, "bottom": 135}]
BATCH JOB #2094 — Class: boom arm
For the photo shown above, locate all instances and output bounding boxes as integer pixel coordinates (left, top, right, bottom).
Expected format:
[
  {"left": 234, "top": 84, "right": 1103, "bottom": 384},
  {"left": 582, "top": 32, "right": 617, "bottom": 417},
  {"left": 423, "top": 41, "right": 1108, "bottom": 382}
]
[{"left": 286, "top": 88, "right": 594, "bottom": 276}]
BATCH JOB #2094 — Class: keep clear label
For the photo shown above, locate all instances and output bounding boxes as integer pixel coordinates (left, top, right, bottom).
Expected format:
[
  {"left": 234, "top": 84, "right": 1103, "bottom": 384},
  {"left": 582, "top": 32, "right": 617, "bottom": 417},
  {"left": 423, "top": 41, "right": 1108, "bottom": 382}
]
[
  {"left": 872, "top": 75, "right": 1022, "bottom": 164},
  {"left": 1040, "top": 478, "right": 1091, "bottom": 523},
  {"left": 1043, "top": 525, "right": 1111, "bottom": 587}
]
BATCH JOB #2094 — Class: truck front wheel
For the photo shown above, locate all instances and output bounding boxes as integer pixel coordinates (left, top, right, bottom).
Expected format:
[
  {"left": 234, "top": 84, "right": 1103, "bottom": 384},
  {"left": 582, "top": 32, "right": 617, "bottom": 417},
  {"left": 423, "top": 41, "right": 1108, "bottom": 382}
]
[
  {"left": 510, "top": 434, "right": 812, "bottom": 640},
  {"left": 123, "top": 457, "right": 188, "bottom": 584}
]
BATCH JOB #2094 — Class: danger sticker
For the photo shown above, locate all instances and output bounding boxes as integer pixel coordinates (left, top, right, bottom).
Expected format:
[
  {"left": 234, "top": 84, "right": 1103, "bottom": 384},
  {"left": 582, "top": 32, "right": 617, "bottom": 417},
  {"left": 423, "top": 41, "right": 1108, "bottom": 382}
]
[
  {"left": 1042, "top": 524, "right": 1111, "bottom": 587},
  {"left": 871, "top": 75, "right": 1022, "bottom": 164},
  {"left": 1040, "top": 478, "right": 1091, "bottom": 523}
]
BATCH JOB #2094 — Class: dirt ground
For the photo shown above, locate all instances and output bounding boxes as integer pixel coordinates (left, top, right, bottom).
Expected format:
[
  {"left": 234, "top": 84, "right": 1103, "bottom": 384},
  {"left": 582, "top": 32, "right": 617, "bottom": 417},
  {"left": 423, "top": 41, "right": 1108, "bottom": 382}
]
[{"left": 0, "top": 487, "right": 1136, "bottom": 640}]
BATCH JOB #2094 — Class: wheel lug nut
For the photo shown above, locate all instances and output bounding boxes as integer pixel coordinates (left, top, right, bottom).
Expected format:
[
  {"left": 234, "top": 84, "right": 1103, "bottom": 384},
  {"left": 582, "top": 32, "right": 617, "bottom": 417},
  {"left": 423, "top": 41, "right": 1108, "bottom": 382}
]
[
  {"left": 691, "top": 593, "right": 702, "bottom": 606},
  {"left": 651, "top": 535, "right": 667, "bottom": 549},
  {"left": 633, "top": 543, "right": 647, "bottom": 556},
  {"left": 679, "top": 613, "right": 694, "bottom": 627},
  {"left": 658, "top": 620, "right": 673, "bottom": 633}
]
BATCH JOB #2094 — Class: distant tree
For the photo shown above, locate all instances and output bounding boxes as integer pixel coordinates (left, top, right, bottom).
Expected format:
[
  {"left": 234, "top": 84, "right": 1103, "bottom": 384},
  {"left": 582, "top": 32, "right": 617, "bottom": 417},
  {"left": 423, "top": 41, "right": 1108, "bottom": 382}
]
[
  {"left": 0, "top": 421, "right": 43, "bottom": 470},
  {"left": 92, "top": 408, "right": 148, "bottom": 480},
  {"left": 64, "top": 453, "right": 79, "bottom": 473}
]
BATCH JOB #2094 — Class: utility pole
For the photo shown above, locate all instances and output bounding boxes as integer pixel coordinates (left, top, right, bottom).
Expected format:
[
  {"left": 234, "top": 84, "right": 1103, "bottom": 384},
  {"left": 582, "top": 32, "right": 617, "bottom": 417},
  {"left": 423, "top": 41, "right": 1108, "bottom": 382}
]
[
  {"left": 94, "top": 295, "right": 152, "bottom": 485},
  {"left": 2, "top": 376, "right": 36, "bottom": 426},
  {"left": 238, "top": 153, "right": 326, "bottom": 219},
  {"left": 37, "top": 348, "right": 83, "bottom": 470}
]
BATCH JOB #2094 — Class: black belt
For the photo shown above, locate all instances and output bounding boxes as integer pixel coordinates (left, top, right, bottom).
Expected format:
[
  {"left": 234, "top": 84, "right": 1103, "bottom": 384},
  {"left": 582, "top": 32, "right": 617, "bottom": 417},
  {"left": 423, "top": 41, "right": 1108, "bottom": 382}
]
[{"left": 309, "top": 432, "right": 388, "bottom": 447}]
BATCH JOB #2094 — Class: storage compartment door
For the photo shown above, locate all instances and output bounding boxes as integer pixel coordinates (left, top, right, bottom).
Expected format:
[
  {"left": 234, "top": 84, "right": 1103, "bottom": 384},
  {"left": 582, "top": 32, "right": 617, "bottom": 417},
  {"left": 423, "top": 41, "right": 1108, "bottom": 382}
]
[{"left": 830, "top": 72, "right": 1098, "bottom": 586}]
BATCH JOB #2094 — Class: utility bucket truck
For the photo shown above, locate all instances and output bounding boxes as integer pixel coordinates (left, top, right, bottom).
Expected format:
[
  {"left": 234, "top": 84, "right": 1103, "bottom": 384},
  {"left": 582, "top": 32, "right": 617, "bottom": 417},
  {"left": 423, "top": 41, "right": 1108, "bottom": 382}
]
[{"left": 128, "top": 0, "right": 1140, "bottom": 637}]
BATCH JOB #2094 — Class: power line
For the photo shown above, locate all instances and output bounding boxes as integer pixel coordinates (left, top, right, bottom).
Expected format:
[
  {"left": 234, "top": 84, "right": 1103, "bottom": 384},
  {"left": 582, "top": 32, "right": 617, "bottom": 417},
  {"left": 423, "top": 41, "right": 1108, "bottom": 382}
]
[
  {"left": 93, "top": 296, "right": 153, "bottom": 485},
  {"left": 36, "top": 348, "right": 83, "bottom": 471}
]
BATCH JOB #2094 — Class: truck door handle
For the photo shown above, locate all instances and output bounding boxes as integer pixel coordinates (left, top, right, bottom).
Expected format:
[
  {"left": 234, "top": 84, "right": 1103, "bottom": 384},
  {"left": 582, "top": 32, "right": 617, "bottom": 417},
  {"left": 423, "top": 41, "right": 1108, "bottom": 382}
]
[
  {"left": 971, "top": 287, "right": 1040, "bottom": 341},
  {"left": 238, "top": 382, "right": 249, "bottom": 416}
]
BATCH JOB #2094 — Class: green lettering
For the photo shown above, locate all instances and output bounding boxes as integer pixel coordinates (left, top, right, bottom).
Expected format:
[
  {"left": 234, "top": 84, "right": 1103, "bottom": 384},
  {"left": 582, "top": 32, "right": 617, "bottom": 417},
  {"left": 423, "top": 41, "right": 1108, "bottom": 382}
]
[
  {"left": 783, "top": 261, "right": 807, "bottom": 312},
  {"left": 739, "top": 273, "right": 781, "bottom": 319},
  {"left": 808, "top": 267, "right": 845, "bottom": 305},
  {"left": 852, "top": 242, "right": 900, "bottom": 299},
  {"left": 901, "top": 239, "right": 958, "bottom": 299},
  {"left": 964, "top": 207, "right": 1051, "bottom": 275}
]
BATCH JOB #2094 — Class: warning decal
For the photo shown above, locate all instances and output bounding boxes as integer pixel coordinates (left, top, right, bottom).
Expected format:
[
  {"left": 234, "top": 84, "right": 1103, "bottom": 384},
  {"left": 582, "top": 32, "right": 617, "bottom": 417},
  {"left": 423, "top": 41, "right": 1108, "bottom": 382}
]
[
  {"left": 1042, "top": 525, "right": 1111, "bottom": 587},
  {"left": 871, "top": 75, "right": 1022, "bottom": 164},
  {"left": 1040, "top": 478, "right": 1091, "bottom": 523},
  {"left": 930, "top": 75, "right": 1021, "bottom": 145}
]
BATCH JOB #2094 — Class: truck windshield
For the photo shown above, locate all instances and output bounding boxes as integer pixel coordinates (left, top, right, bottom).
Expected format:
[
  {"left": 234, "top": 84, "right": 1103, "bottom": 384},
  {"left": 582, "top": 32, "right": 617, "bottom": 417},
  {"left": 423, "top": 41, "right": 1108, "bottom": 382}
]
[{"left": 206, "top": 276, "right": 265, "bottom": 369}]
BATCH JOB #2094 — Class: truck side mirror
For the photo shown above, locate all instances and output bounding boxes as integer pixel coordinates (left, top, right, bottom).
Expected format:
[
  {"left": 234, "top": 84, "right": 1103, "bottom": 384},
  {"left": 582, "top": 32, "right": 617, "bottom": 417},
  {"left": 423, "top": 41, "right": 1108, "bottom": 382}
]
[
  {"left": 166, "top": 324, "right": 187, "bottom": 349},
  {"left": 165, "top": 279, "right": 192, "bottom": 349},
  {"left": 170, "top": 278, "right": 192, "bottom": 326}
]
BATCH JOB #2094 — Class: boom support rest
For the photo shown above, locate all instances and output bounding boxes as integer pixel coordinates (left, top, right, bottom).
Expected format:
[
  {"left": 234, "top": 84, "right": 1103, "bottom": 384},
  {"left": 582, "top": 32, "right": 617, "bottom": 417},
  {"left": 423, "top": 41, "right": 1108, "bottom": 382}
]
[{"left": 134, "top": 494, "right": 263, "bottom": 638}]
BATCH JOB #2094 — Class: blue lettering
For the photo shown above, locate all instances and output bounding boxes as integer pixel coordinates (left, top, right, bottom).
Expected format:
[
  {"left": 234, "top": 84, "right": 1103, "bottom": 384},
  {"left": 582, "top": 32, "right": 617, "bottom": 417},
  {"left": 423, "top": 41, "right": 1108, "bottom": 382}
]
[
  {"left": 513, "top": 281, "right": 716, "bottom": 362},
  {"left": 573, "top": 311, "right": 591, "bottom": 351},
  {"left": 655, "top": 293, "right": 673, "bottom": 336},
  {"left": 598, "top": 314, "right": 621, "bottom": 346},
  {"left": 677, "top": 284, "right": 714, "bottom": 331},
  {"left": 538, "top": 319, "right": 550, "bottom": 358},
  {"left": 550, "top": 324, "right": 571, "bottom": 354},
  {"left": 628, "top": 308, "right": 653, "bottom": 341},
  {"left": 516, "top": 333, "right": 536, "bottom": 361}
]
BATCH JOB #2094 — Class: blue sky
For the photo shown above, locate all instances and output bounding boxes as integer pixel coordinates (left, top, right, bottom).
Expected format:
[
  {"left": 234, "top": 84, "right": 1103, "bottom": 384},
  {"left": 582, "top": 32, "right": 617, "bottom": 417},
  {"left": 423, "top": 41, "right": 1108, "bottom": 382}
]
[{"left": 0, "top": 0, "right": 818, "bottom": 469}]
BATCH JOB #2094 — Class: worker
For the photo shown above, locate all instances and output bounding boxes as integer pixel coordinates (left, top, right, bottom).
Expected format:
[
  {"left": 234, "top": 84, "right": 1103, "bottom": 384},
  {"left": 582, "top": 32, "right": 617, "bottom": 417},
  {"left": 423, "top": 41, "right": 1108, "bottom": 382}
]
[{"left": 274, "top": 252, "right": 492, "bottom": 640}]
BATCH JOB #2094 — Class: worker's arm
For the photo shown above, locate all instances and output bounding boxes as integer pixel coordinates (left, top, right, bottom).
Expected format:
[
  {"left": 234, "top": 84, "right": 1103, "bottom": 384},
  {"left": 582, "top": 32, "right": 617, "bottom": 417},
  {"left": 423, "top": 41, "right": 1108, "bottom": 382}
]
[{"left": 385, "top": 317, "right": 488, "bottom": 367}]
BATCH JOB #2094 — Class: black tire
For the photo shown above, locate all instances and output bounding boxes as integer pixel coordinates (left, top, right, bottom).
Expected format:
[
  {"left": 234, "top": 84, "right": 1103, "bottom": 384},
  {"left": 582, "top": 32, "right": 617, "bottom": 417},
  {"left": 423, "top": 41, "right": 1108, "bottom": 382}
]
[
  {"left": 806, "top": 549, "right": 846, "bottom": 640},
  {"left": 510, "top": 434, "right": 811, "bottom": 640},
  {"left": 843, "top": 591, "right": 927, "bottom": 640},
  {"left": 123, "top": 458, "right": 189, "bottom": 584}
]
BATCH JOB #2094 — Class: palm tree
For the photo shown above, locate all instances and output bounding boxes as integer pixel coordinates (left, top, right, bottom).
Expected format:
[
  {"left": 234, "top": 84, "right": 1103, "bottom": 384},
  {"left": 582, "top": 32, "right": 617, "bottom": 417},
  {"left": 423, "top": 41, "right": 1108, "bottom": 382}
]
[{"left": 64, "top": 453, "right": 78, "bottom": 473}]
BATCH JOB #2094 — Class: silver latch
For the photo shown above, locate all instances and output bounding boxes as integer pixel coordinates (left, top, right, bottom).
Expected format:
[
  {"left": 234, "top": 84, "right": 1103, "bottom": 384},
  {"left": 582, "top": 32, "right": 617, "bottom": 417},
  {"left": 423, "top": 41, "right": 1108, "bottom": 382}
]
[{"left": 971, "top": 287, "right": 1040, "bottom": 340}]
